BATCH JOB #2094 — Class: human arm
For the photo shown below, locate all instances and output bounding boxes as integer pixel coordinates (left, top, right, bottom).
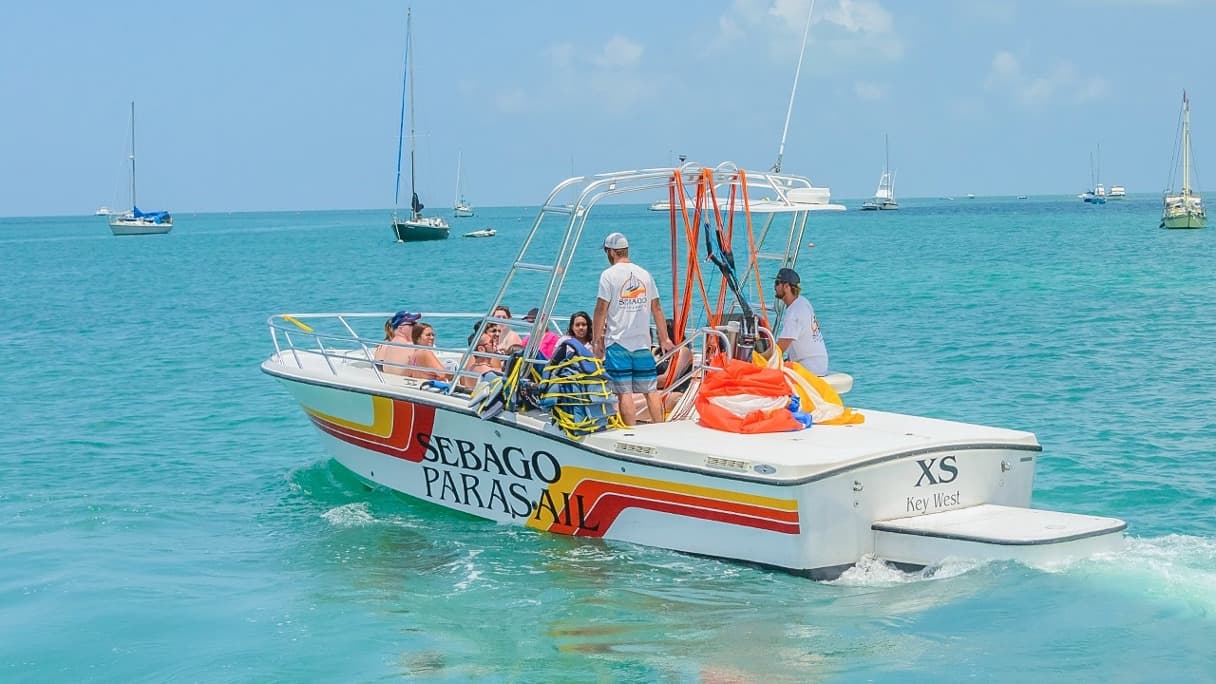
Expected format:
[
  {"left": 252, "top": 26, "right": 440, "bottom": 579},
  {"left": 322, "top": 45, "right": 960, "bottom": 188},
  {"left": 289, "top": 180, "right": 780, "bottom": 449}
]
[
  {"left": 650, "top": 297, "right": 673, "bottom": 353},
  {"left": 413, "top": 349, "right": 452, "bottom": 381},
  {"left": 592, "top": 298, "right": 609, "bottom": 357}
]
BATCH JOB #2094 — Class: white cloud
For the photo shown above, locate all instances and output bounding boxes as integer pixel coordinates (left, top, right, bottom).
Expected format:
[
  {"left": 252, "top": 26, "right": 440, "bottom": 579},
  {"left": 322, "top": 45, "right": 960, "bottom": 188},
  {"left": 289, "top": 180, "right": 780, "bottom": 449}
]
[
  {"left": 592, "top": 36, "right": 644, "bottom": 69},
  {"left": 713, "top": 0, "right": 904, "bottom": 63},
  {"left": 823, "top": 0, "right": 894, "bottom": 33},
  {"left": 498, "top": 36, "right": 657, "bottom": 116},
  {"left": 854, "top": 80, "right": 886, "bottom": 100},
  {"left": 983, "top": 50, "right": 1109, "bottom": 109}
]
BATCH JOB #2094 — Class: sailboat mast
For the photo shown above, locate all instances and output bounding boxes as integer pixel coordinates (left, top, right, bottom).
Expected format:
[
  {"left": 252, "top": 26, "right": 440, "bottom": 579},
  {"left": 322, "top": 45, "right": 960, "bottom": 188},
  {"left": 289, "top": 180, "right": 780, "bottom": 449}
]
[
  {"left": 455, "top": 151, "right": 462, "bottom": 205},
  {"left": 407, "top": 9, "right": 418, "bottom": 218},
  {"left": 1183, "top": 91, "right": 1191, "bottom": 195},
  {"left": 772, "top": 0, "right": 815, "bottom": 173},
  {"left": 129, "top": 101, "right": 137, "bottom": 210},
  {"left": 884, "top": 133, "right": 890, "bottom": 176},
  {"left": 393, "top": 11, "right": 409, "bottom": 213}
]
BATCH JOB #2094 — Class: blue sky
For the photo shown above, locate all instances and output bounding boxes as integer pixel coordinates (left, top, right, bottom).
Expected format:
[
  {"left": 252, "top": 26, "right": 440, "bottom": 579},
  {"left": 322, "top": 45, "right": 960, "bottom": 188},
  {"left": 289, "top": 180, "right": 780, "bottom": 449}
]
[{"left": 2, "top": 0, "right": 1212, "bottom": 216}]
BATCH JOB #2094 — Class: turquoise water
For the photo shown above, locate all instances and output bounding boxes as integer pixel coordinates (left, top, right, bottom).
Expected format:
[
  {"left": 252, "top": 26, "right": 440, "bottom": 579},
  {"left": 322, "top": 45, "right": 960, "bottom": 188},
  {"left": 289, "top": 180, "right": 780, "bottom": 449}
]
[{"left": 3, "top": 196, "right": 1215, "bottom": 682}]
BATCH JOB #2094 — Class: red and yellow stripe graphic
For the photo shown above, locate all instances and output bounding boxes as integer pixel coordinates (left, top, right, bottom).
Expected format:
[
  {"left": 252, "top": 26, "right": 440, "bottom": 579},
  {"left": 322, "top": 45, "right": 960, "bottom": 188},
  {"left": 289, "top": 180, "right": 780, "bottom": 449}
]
[
  {"left": 531, "top": 466, "right": 800, "bottom": 537},
  {"left": 304, "top": 396, "right": 435, "bottom": 462}
]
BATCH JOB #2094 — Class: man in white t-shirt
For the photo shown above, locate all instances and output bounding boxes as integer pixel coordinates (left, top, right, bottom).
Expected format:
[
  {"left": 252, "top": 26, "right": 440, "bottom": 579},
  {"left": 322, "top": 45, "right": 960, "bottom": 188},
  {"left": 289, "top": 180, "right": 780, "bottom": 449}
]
[
  {"left": 592, "top": 232, "right": 674, "bottom": 425},
  {"left": 767, "top": 267, "right": 829, "bottom": 375}
]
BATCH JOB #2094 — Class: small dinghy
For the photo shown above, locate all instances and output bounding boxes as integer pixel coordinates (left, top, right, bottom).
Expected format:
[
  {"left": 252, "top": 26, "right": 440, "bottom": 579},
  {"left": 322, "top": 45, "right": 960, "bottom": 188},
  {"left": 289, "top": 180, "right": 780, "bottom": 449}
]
[{"left": 463, "top": 228, "right": 496, "bottom": 238}]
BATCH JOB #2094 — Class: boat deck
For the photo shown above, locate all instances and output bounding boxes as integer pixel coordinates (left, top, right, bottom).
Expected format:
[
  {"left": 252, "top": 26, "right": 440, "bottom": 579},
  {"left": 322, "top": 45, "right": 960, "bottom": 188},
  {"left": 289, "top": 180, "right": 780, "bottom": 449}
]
[
  {"left": 584, "top": 408, "right": 1037, "bottom": 483},
  {"left": 266, "top": 348, "right": 1040, "bottom": 484}
]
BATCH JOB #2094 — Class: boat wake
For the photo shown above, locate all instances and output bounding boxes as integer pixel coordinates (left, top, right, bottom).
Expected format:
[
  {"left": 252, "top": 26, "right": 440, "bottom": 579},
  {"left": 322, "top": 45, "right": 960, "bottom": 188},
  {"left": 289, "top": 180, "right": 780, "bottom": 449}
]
[{"left": 829, "top": 534, "right": 1216, "bottom": 598}]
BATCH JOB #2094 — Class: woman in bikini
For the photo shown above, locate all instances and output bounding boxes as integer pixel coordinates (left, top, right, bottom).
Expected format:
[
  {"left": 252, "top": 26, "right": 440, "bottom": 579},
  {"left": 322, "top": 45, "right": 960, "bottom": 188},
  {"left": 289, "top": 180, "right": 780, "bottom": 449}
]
[{"left": 405, "top": 322, "right": 452, "bottom": 382}]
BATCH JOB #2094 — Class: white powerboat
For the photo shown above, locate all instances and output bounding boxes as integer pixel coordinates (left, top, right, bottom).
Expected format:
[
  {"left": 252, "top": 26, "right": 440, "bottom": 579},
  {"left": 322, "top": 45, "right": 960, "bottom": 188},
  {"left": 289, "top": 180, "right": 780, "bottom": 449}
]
[
  {"left": 263, "top": 162, "right": 1125, "bottom": 579},
  {"left": 463, "top": 228, "right": 495, "bottom": 238}
]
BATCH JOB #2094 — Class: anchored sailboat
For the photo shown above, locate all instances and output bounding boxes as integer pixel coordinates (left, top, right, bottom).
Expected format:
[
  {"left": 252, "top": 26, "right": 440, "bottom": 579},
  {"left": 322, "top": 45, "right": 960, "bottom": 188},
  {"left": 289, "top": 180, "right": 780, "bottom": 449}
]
[
  {"left": 860, "top": 134, "right": 898, "bottom": 210},
  {"left": 108, "top": 101, "right": 172, "bottom": 236},
  {"left": 453, "top": 151, "right": 474, "bottom": 218},
  {"left": 391, "top": 8, "right": 449, "bottom": 242},
  {"left": 1161, "top": 91, "right": 1206, "bottom": 229},
  {"left": 1080, "top": 146, "right": 1107, "bottom": 204}
]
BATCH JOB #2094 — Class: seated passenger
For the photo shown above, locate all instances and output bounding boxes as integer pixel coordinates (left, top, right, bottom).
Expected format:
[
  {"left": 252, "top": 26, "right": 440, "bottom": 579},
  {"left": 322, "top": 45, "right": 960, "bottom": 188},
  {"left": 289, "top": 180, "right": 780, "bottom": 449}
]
[
  {"left": 493, "top": 306, "right": 524, "bottom": 353},
  {"left": 405, "top": 322, "right": 452, "bottom": 382},
  {"left": 521, "top": 307, "right": 561, "bottom": 359},
  {"left": 636, "top": 320, "right": 694, "bottom": 423},
  {"left": 564, "top": 310, "right": 593, "bottom": 346},
  {"left": 373, "top": 310, "right": 420, "bottom": 376},
  {"left": 461, "top": 323, "right": 503, "bottom": 389}
]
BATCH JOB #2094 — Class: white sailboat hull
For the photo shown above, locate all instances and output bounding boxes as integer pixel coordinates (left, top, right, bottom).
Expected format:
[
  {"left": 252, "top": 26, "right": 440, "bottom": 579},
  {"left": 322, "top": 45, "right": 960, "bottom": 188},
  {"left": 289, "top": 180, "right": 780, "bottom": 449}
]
[{"left": 109, "top": 216, "right": 173, "bottom": 236}]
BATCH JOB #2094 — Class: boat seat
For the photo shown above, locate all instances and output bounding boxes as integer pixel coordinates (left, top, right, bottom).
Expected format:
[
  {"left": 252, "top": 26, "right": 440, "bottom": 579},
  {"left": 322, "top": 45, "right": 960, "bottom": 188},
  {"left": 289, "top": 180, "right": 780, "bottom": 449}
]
[{"left": 824, "top": 372, "right": 852, "bottom": 395}]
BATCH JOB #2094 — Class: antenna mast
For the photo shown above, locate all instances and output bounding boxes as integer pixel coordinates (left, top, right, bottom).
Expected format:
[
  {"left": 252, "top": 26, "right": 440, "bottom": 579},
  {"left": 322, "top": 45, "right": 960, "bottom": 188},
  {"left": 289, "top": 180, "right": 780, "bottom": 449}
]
[{"left": 772, "top": 0, "right": 816, "bottom": 173}]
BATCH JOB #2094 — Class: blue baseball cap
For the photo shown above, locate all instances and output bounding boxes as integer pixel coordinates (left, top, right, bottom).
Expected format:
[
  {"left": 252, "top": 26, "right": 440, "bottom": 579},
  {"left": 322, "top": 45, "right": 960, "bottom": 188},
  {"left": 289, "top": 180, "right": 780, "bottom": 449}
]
[{"left": 390, "top": 311, "right": 421, "bottom": 329}]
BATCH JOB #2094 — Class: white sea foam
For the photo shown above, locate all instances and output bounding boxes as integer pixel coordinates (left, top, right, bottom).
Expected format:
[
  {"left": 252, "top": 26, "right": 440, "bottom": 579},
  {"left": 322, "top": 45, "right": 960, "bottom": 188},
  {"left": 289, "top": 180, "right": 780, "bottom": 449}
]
[
  {"left": 829, "top": 554, "right": 987, "bottom": 587},
  {"left": 1049, "top": 534, "right": 1216, "bottom": 612},
  {"left": 320, "top": 502, "right": 376, "bottom": 527},
  {"left": 452, "top": 549, "right": 484, "bottom": 591}
]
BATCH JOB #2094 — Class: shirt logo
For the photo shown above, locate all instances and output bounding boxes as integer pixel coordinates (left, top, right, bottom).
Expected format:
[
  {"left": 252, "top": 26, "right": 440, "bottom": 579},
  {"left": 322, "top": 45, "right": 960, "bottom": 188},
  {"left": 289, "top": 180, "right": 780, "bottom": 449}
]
[{"left": 619, "top": 273, "right": 646, "bottom": 300}]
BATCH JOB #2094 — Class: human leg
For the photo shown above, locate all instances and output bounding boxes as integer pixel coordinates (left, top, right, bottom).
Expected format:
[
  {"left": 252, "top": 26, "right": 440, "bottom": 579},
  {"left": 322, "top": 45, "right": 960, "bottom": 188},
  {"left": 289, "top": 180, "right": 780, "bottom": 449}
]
[
  {"left": 642, "top": 391, "right": 665, "bottom": 424},
  {"left": 618, "top": 391, "right": 639, "bottom": 425}
]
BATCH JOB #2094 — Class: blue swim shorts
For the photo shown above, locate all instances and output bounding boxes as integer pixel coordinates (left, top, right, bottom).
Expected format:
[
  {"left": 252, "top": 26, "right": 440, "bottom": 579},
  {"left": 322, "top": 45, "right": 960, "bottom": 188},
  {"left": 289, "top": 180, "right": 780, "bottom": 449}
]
[{"left": 604, "top": 344, "right": 658, "bottom": 394}]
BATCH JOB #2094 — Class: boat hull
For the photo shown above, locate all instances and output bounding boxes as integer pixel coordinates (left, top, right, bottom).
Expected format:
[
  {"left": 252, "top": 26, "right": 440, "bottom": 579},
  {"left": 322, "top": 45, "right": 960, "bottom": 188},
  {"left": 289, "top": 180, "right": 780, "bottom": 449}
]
[
  {"left": 393, "top": 220, "right": 450, "bottom": 242},
  {"left": 860, "top": 201, "right": 898, "bottom": 211},
  {"left": 454, "top": 206, "right": 474, "bottom": 218},
  {"left": 108, "top": 218, "right": 173, "bottom": 236},
  {"left": 1161, "top": 213, "right": 1206, "bottom": 229},
  {"left": 265, "top": 369, "right": 1108, "bottom": 578}
]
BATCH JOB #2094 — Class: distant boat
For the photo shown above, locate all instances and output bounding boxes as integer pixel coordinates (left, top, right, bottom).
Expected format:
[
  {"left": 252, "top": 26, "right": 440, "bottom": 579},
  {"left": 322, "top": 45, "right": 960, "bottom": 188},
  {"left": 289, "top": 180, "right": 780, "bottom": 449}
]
[
  {"left": 391, "top": 9, "right": 449, "bottom": 242},
  {"left": 463, "top": 228, "right": 496, "bottom": 238},
  {"left": 1161, "top": 90, "right": 1206, "bottom": 229},
  {"left": 860, "top": 134, "right": 898, "bottom": 211},
  {"left": 1017, "top": 195, "right": 1029, "bottom": 200},
  {"left": 453, "top": 151, "right": 474, "bottom": 217},
  {"left": 94, "top": 206, "right": 115, "bottom": 216},
  {"left": 1080, "top": 146, "right": 1107, "bottom": 204},
  {"left": 1108, "top": 185, "right": 1126, "bottom": 199},
  {"left": 966, "top": 194, "right": 975, "bottom": 199},
  {"left": 108, "top": 101, "right": 173, "bottom": 236}
]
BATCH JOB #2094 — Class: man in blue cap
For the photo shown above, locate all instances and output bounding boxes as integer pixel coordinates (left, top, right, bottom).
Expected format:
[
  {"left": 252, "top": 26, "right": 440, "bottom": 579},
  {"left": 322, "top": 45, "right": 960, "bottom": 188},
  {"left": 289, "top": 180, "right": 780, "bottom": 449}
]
[
  {"left": 593, "top": 232, "right": 674, "bottom": 425},
  {"left": 374, "top": 310, "right": 421, "bottom": 376},
  {"left": 768, "top": 267, "right": 829, "bottom": 375}
]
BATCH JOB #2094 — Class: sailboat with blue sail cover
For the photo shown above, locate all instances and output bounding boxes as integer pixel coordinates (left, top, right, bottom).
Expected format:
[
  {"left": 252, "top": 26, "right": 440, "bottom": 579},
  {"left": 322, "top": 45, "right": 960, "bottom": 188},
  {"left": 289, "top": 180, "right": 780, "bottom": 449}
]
[{"left": 108, "top": 101, "right": 173, "bottom": 236}]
